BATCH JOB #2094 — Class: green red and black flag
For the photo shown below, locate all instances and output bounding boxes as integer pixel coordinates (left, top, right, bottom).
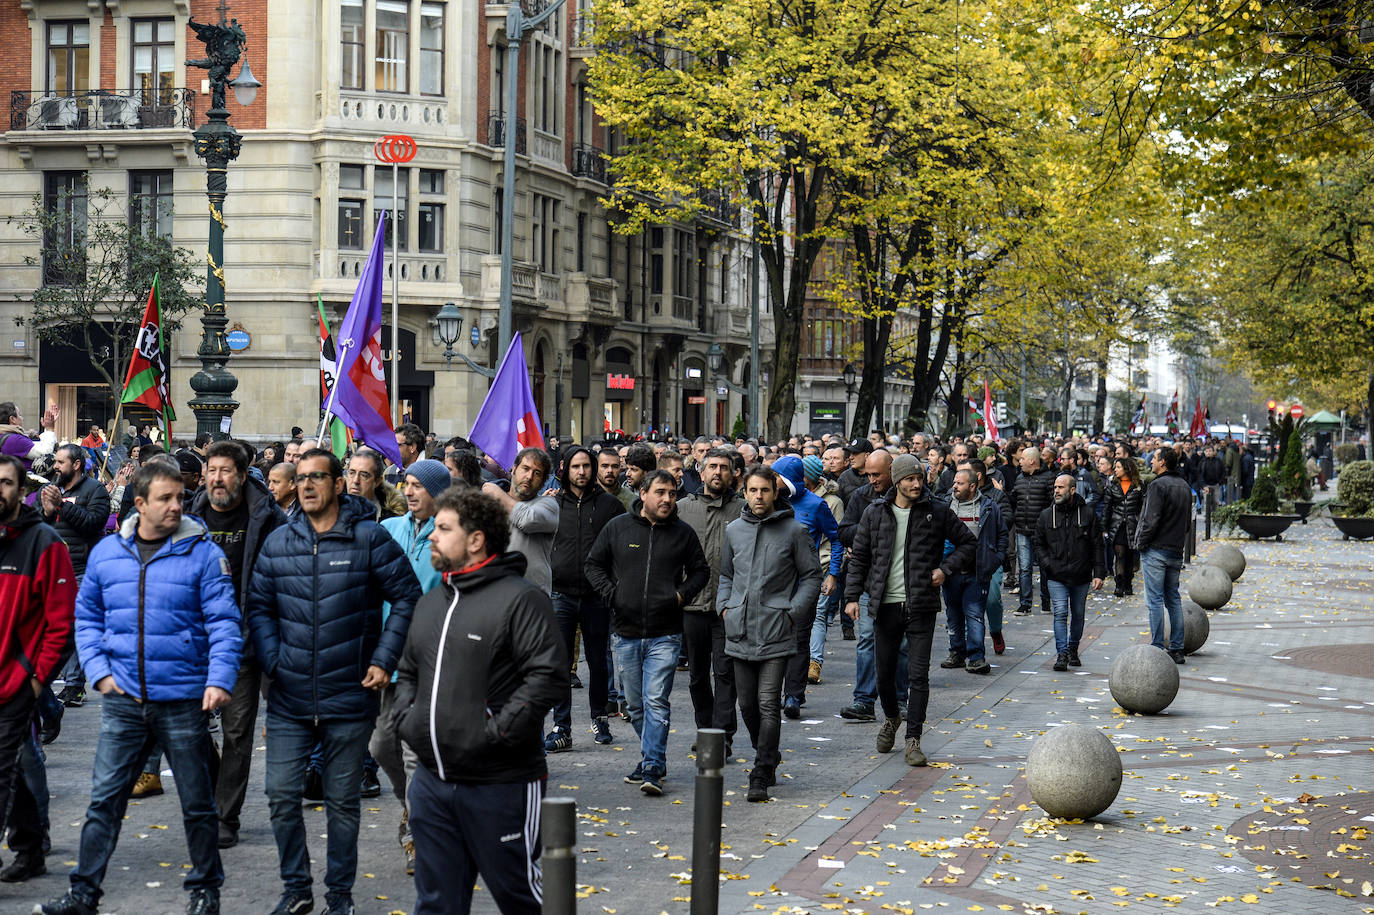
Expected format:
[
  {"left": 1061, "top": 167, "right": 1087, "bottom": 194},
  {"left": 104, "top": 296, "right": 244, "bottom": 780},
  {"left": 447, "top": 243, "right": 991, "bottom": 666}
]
[
  {"left": 317, "top": 295, "right": 350, "bottom": 459},
  {"left": 121, "top": 273, "right": 175, "bottom": 437}
]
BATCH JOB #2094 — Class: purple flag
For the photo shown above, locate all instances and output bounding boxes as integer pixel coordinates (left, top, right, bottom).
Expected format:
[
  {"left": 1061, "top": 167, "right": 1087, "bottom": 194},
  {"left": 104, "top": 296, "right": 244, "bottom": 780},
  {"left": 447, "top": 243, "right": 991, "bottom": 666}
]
[
  {"left": 329, "top": 216, "right": 403, "bottom": 469},
  {"left": 468, "top": 332, "right": 545, "bottom": 471}
]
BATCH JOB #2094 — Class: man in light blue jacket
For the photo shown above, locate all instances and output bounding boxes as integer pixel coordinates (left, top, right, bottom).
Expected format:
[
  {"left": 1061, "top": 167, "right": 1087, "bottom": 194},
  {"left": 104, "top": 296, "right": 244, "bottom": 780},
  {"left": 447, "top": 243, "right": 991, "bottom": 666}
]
[{"left": 36, "top": 458, "right": 240, "bottom": 915}]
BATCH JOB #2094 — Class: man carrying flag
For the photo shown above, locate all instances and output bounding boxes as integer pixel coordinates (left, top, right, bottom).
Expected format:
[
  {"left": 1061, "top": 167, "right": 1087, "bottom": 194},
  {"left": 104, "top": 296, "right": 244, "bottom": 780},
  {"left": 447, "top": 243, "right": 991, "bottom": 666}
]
[{"left": 121, "top": 273, "right": 175, "bottom": 440}]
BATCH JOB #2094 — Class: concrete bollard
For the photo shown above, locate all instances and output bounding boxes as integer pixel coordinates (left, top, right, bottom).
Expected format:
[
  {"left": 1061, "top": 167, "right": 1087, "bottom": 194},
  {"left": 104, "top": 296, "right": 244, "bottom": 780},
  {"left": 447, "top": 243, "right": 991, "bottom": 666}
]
[
  {"left": 691, "top": 728, "right": 727, "bottom": 915},
  {"left": 541, "top": 796, "right": 577, "bottom": 915}
]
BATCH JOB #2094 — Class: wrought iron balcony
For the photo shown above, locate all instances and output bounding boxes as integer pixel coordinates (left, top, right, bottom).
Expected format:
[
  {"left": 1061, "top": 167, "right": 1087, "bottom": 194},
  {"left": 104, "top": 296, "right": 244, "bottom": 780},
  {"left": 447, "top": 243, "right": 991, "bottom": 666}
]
[
  {"left": 10, "top": 89, "right": 196, "bottom": 132},
  {"left": 487, "top": 114, "right": 527, "bottom": 154},
  {"left": 572, "top": 143, "right": 605, "bottom": 182}
]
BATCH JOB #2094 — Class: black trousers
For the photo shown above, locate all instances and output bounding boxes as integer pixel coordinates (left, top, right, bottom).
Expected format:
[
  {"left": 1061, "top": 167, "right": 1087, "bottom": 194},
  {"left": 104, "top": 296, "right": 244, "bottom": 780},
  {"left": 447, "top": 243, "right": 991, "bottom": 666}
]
[
  {"left": 873, "top": 603, "right": 937, "bottom": 738},
  {"left": 409, "top": 764, "right": 542, "bottom": 915},
  {"left": 681, "top": 611, "right": 736, "bottom": 738},
  {"left": 783, "top": 603, "right": 818, "bottom": 703},
  {"left": 0, "top": 688, "right": 40, "bottom": 859},
  {"left": 733, "top": 657, "right": 786, "bottom": 770},
  {"left": 214, "top": 658, "right": 261, "bottom": 830}
]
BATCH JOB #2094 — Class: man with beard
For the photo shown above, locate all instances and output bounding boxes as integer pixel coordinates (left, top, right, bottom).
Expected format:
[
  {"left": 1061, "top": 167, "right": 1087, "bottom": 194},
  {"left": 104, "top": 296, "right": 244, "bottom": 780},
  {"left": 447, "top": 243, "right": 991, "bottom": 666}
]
[
  {"left": 483, "top": 448, "right": 558, "bottom": 595},
  {"left": 1034, "top": 474, "right": 1105, "bottom": 671},
  {"left": 188, "top": 441, "right": 287, "bottom": 849},
  {"left": 39, "top": 444, "right": 109, "bottom": 708}
]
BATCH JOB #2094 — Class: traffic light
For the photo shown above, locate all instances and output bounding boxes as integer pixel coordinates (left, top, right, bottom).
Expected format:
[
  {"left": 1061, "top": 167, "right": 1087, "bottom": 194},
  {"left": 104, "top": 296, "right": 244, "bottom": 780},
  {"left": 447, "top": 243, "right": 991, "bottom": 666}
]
[{"left": 1266, "top": 399, "right": 1277, "bottom": 423}]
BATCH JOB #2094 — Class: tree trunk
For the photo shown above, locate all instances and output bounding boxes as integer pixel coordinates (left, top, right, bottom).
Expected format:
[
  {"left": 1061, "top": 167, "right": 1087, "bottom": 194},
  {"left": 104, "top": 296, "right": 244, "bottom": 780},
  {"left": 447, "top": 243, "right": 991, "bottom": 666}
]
[
  {"left": 1093, "top": 357, "right": 1109, "bottom": 434},
  {"left": 945, "top": 368, "right": 967, "bottom": 436},
  {"left": 851, "top": 311, "right": 891, "bottom": 440}
]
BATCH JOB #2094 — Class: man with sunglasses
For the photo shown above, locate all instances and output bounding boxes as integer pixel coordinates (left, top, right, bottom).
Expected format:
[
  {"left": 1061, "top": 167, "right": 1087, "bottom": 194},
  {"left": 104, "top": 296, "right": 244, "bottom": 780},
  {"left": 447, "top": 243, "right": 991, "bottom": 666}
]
[{"left": 247, "top": 450, "right": 421, "bottom": 915}]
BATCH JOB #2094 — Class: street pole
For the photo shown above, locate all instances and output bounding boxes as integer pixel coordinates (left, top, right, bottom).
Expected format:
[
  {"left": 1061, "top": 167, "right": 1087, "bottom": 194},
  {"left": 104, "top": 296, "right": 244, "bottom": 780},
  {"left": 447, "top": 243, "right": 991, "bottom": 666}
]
[
  {"left": 749, "top": 228, "right": 761, "bottom": 440},
  {"left": 391, "top": 161, "right": 399, "bottom": 425}
]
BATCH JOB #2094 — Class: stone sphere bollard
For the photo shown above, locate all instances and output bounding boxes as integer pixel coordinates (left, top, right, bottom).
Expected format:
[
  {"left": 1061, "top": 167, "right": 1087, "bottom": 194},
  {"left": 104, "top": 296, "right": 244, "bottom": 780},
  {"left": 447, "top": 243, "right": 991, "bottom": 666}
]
[
  {"left": 1108, "top": 644, "right": 1181, "bottom": 714},
  {"left": 1208, "top": 544, "right": 1247, "bottom": 582},
  {"left": 1026, "top": 724, "right": 1122, "bottom": 820},
  {"left": 1187, "top": 564, "right": 1233, "bottom": 610}
]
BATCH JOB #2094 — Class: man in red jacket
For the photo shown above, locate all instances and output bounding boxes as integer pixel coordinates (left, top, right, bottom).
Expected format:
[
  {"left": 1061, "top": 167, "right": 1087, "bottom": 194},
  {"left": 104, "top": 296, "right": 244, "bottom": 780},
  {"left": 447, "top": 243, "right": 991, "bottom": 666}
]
[{"left": 0, "top": 453, "right": 76, "bottom": 880}]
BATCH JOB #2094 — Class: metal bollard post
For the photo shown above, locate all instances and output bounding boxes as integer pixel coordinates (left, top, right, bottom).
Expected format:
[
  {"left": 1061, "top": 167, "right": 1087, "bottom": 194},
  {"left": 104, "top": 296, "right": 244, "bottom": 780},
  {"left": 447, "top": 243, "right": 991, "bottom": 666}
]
[
  {"left": 1186, "top": 517, "right": 1197, "bottom": 562},
  {"left": 691, "top": 728, "right": 726, "bottom": 915},
  {"left": 1204, "top": 487, "right": 1215, "bottom": 541},
  {"left": 541, "top": 796, "right": 577, "bottom": 915}
]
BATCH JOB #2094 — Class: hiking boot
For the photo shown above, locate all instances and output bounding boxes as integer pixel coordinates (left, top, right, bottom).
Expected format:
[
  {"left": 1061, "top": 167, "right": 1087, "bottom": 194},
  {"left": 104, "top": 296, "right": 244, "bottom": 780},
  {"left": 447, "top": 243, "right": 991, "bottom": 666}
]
[
  {"left": 904, "top": 737, "right": 927, "bottom": 767},
  {"left": 876, "top": 716, "right": 902, "bottom": 754},
  {"left": 747, "top": 773, "right": 769, "bottom": 803},
  {"left": 33, "top": 890, "right": 97, "bottom": 915},
  {"left": 1067, "top": 649, "right": 1081, "bottom": 667},
  {"left": 783, "top": 697, "right": 801, "bottom": 719},
  {"left": 543, "top": 728, "right": 572, "bottom": 753},
  {"left": 966, "top": 658, "right": 991, "bottom": 675},
  {"left": 992, "top": 632, "right": 1005, "bottom": 655},
  {"left": 131, "top": 772, "right": 163, "bottom": 798},
  {"left": 268, "top": 891, "right": 314, "bottom": 915},
  {"left": 939, "top": 652, "right": 965, "bottom": 669},
  {"left": 403, "top": 835, "right": 415, "bottom": 876},
  {"left": 186, "top": 889, "right": 219, "bottom": 915},
  {"left": 839, "top": 702, "right": 875, "bottom": 721},
  {"left": 0, "top": 855, "right": 44, "bottom": 882},
  {"left": 592, "top": 717, "right": 613, "bottom": 745},
  {"left": 1052, "top": 652, "right": 1069, "bottom": 672},
  {"left": 624, "top": 762, "right": 644, "bottom": 784},
  {"left": 57, "top": 685, "right": 85, "bottom": 708},
  {"left": 1169, "top": 649, "right": 1187, "bottom": 665},
  {"left": 807, "top": 660, "right": 822, "bottom": 684}
]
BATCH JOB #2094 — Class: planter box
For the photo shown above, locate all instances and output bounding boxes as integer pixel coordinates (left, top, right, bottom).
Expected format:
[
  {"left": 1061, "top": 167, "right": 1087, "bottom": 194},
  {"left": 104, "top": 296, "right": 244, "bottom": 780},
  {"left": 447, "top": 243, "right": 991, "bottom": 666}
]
[
  {"left": 1235, "top": 514, "right": 1300, "bottom": 541},
  {"left": 1332, "top": 515, "right": 1374, "bottom": 541},
  {"left": 1292, "top": 500, "right": 1314, "bottom": 524}
]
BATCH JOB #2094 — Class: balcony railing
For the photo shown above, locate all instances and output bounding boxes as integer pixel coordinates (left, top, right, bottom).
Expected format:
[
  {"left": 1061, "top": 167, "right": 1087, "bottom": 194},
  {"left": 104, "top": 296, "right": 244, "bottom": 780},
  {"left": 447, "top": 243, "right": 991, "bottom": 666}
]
[
  {"left": 10, "top": 89, "right": 196, "bottom": 132},
  {"left": 487, "top": 114, "right": 527, "bottom": 154},
  {"left": 572, "top": 143, "right": 606, "bottom": 183}
]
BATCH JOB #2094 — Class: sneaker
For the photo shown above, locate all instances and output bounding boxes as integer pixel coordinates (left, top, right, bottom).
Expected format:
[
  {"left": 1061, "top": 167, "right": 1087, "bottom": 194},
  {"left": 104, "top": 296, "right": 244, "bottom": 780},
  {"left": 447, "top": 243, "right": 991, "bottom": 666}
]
[
  {"left": 1041, "top": 605, "right": 1052, "bottom": 613},
  {"left": 605, "top": 701, "right": 621, "bottom": 719},
  {"left": 939, "top": 652, "right": 964, "bottom": 669},
  {"left": 57, "top": 685, "right": 85, "bottom": 708},
  {"left": 807, "top": 660, "right": 823, "bottom": 684},
  {"left": 360, "top": 769, "right": 382, "bottom": 798},
  {"left": 268, "top": 891, "right": 314, "bottom": 915},
  {"left": 1007, "top": 585, "right": 1020, "bottom": 595},
  {"left": 186, "top": 889, "right": 219, "bottom": 915},
  {"left": 33, "top": 890, "right": 97, "bottom": 915},
  {"left": 904, "top": 736, "right": 927, "bottom": 767},
  {"left": 783, "top": 697, "right": 801, "bottom": 719},
  {"left": 640, "top": 771, "right": 663, "bottom": 796},
  {"left": 992, "top": 632, "right": 1005, "bottom": 655},
  {"left": 624, "top": 762, "right": 644, "bottom": 784},
  {"left": 1169, "top": 649, "right": 1187, "bottom": 665},
  {"left": 0, "top": 856, "right": 45, "bottom": 882},
  {"left": 131, "top": 771, "right": 163, "bottom": 798},
  {"left": 1013, "top": 608, "right": 1031, "bottom": 617},
  {"left": 592, "top": 717, "right": 613, "bottom": 745},
  {"left": 876, "top": 716, "right": 902, "bottom": 753},
  {"left": 1113, "top": 587, "right": 1126, "bottom": 598},
  {"left": 543, "top": 729, "right": 573, "bottom": 753},
  {"left": 618, "top": 699, "right": 629, "bottom": 719},
  {"left": 966, "top": 658, "right": 991, "bottom": 675},
  {"left": 1067, "top": 649, "right": 1081, "bottom": 667},
  {"left": 569, "top": 672, "right": 583, "bottom": 689},
  {"left": 747, "top": 774, "right": 769, "bottom": 802},
  {"left": 322, "top": 896, "right": 355, "bottom": 915},
  {"left": 302, "top": 767, "right": 324, "bottom": 803},
  {"left": 217, "top": 822, "right": 238, "bottom": 849},
  {"left": 840, "top": 702, "right": 875, "bottom": 721},
  {"left": 1052, "top": 652, "right": 1069, "bottom": 672}
]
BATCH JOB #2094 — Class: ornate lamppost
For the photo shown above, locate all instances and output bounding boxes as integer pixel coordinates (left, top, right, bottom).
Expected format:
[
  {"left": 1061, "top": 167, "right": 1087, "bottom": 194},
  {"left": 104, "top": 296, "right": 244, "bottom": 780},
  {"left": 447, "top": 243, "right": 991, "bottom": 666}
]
[{"left": 186, "top": 5, "right": 260, "bottom": 440}]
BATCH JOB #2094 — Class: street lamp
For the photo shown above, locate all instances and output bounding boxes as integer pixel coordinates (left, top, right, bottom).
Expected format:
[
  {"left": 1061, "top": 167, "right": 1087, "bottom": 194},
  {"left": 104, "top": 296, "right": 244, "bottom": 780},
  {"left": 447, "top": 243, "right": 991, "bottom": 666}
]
[
  {"left": 842, "top": 362, "right": 857, "bottom": 435},
  {"left": 435, "top": 303, "right": 496, "bottom": 378},
  {"left": 186, "top": 10, "right": 257, "bottom": 440},
  {"left": 708, "top": 342, "right": 747, "bottom": 396}
]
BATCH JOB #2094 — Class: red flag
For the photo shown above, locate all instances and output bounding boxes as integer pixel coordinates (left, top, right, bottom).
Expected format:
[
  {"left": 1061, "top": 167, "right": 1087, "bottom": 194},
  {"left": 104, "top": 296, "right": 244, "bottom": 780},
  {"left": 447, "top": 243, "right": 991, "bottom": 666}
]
[
  {"left": 121, "top": 273, "right": 175, "bottom": 437},
  {"left": 1165, "top": 391, "right": 1179, "bottom": 435},
  {"left": 984, "top": 380, "right": 999, "bottom": 442},
  {"left": 1189, "top": 396, "right": 1207, "bottom": 439}
]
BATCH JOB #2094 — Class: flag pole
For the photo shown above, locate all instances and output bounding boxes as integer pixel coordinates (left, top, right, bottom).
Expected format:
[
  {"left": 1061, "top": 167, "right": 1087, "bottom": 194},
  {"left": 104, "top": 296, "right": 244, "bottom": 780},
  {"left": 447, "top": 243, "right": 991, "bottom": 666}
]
[
  {"left": 98, "top": 399, "right": 124, "bottom": 481},
  {"left": 316, "top": 340, "right": 351, "bottom": 443}
]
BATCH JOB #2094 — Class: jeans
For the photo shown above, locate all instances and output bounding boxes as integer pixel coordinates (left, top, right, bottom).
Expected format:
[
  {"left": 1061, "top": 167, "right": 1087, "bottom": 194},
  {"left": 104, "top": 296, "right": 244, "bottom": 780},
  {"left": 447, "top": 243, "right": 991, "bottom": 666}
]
[
  {"left": 0, "top": 689, "right": 37, "bottom": 858},
  {"left": 681, "top": 611, "right": 736, "bottom": 738},
  {"left": 1047, "top": 580, "right": 1089, "bottom": 655},
  {"left": 1141, "top": 548, "right": 1185, "bottom": 651},
  {"left": 265, "top": 714, "right": 374, "bottom": 901},
  {"left": 611, "top": 634, "right": 680, "bottom": 777},
  {"left": 72, "top": 694, "right": 222, "bottom": 906},
  {"left": 783, "top": 601, "right": 818, "bottom": 703},
  {"left": 1016, "top": 532, "right": 1050, "bottom": 613},
  {"left": 14, "top": 727, "right": 49, "bottom": 859},
  {"left": 214, "top": 658, "right": 261, "bottom": 830},
  {"left": 941, "top": 572, "right": 988, "bottom": 662},
  {"left": 808, "top": 589, "right": 842, "bottom": 664},
  {"left": 985, "top": 568, "right": 1004, "bottom": 635},
  {"left": 370, "top": 685, "right": 418, "bottom": 806},
  {"left": 732, "top": 657, "right": 786, "bottom": 770},
  {"left": 873, "top": 605, "right": 937, "bottom": 737},
  {"left": 551, "top": 593, "right": 611, "bottom": 733},
  {"left": 854, "top": 593, "right": 907, "bottom": 705}
]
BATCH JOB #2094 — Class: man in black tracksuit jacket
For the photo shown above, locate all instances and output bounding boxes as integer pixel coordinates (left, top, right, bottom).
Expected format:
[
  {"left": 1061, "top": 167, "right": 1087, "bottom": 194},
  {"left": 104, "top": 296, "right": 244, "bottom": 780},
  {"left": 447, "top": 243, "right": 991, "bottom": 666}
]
[
  {"left": 393, "top": 487, "right": 564, "bottom": 915},
  {"left": 544, "top": 446, "right": 623, "bottom": 752},
  {"left": 1010, "top": 450, "right": 1055, "bottom": 615}
]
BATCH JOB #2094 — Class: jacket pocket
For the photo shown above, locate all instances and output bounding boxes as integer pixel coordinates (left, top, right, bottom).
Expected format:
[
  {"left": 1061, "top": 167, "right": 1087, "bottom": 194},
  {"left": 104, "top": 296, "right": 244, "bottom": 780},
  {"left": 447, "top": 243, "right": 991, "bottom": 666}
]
[
  {"left": 722, "top": 604, "right": 747, "bottom": 643},
  {"left": 758, "top": 601, "right": 793, "bottom": 647}
]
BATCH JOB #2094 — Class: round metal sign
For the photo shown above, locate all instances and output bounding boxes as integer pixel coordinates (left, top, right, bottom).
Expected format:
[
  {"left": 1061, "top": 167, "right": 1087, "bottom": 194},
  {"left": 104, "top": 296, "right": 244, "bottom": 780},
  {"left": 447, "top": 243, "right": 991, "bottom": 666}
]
[{"left": 374, "top": 134, "right": 418, "bottom": 164}]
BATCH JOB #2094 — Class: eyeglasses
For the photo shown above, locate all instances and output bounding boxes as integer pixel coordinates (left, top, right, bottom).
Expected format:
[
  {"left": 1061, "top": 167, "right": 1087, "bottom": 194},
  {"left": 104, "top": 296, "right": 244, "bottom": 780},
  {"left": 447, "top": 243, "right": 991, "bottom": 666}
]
[{"left": 296, "top": 471, "right": 334, "bottom": 484}]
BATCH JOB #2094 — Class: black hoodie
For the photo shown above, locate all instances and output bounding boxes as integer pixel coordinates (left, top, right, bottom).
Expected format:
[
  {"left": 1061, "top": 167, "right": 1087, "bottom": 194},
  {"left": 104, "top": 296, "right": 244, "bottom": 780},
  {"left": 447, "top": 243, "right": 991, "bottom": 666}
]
[
  {"left": 549, "top": 447, "right": 625, "bottom": 596},
  {"left": 1033, "top": 492, "right": 1107, "bottom": 586},
  {"left": 393, "top": 551, "right": 566, "bottom": 785}
]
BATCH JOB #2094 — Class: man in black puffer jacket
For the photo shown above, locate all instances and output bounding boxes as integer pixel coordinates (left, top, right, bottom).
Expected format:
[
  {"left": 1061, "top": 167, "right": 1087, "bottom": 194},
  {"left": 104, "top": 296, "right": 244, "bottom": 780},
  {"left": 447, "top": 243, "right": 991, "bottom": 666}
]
[
  {"left": 1010, "top": 446, "right": 1055, "bottom": 616},
  {"left": 1034, "top": 475, "right": 1105, "bottom": 672},
  {"left": 394, "top": 487, "right": 564, "bottom": 915},
  {"left": 247, "top": 449, "right": 420, "bottom": 915}
]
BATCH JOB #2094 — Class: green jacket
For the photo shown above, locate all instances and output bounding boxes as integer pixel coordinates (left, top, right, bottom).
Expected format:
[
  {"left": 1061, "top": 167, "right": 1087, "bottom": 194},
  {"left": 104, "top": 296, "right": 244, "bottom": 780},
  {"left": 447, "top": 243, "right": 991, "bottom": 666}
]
[{"left": 677, "top": 488, "right": 743, "bottom": 614}]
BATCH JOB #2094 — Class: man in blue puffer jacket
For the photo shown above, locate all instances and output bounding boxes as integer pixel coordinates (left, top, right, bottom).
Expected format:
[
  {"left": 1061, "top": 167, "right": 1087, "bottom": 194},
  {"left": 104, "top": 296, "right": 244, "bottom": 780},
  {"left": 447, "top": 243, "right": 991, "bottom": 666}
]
[
  {"left": 247, "top": 449, "right": 420, "bottom": 915},
  {"left": 769, "top": 455, "right": 842, "bottom": 718},
  {"left": 36, "top": 459, "right": 240, "bottom": 915}
]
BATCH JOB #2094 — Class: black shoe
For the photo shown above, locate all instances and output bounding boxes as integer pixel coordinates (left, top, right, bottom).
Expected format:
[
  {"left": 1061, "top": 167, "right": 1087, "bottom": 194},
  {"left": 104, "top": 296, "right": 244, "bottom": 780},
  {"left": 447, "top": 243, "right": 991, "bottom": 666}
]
[
  {"left": 218, "top": 822, "right": 238, "bottom": 849},
  {"left": 322, "top": 896, "right": 355, "bottom": 915},
  {"left": 747, "top": 775, "right": 769, "bottom": 802},
  {"left": 1169, "top": 649, "right": 1187, "bottom": 665},
  {"left": 840, "top": 702, "right": 875, "bottom": 721},
  {"left": 57, "top": 685, "right": 85, "bottom": 708},
  {"left": 186, "top": 889, "right": 220, "bottom": 915},
  {"left": 1068, "top": 649, "right": 1081, "bottom": 667},
  {"left": 939, "top": 652, "right": 965, "bottom": 669},
  {"left": 569, "top": 672, "right": 583, "bottom": 689},
  {"left": 624, "top": 762, "right": 644, "bottom": 784},
  {"left": 269, "top": 891, "right": 314, "bottom": 915},
  {"left": 34, "top": 890, "right": 97, "bottom": 915},
  {"left": 1053, "top": 652, "right": 1069, "bottom": 672},
  {"left": 0, "top": 855, "right": 44, "bottom": 882},
  {"left": 841, "top": 626, "right": 856, "bottom": 641},
  {"left": 302, "top": 768, "right": 324, "bottom": 803},
  {"left": 783, "top": 698, "right": 801, "bottom": 719},
  {"left": 1113, "top": 587, "right": 1126, "bottom": 598},
  {"left": 605, "top": 701, "right": 621, "bottom": 718},
  {"left": 360, "top": 769, "right": 382, "bottom": 798}
]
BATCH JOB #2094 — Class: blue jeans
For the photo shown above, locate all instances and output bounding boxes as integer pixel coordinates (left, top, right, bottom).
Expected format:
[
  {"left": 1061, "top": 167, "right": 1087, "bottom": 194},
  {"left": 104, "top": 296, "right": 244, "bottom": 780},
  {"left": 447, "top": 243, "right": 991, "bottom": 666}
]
[
  {"left": 1016, "top": 532, "right": 1050, "bottom": 612},
  {"left": 71, "top": 694, "right": 222, "bottom": 906},
  {"left": 265, "top": 714, "right": 375, "bottom": 901},
  {"left": 985, "top": 568, "right": 1004, "bottom": 635},
  {"left": 1047, "top": 580, "right": 1089, "bottom": 655},
  {"left": 1141, "top": 548, "right": 1184, "bottom": 651},
  {"left": 809, "top": 589, "right": 840, "bottom": 664},
  {"left": 854, "top": 593, "right": 907, "bottom": 705},
  {"left": 611, "top": 634, "right": 680, "bottom": 777},
  {"left": 941, "top": 572, "right": 989, "bottom": 662}
]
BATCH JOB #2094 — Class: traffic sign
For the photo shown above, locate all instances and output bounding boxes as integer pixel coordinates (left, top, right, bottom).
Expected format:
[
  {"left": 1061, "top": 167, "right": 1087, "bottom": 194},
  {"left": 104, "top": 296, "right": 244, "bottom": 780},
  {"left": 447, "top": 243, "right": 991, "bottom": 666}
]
[
  {"left": 1290, "top": 403, "right": 1304, "bottom": 419},
  {"left": 373, "top": 134, "right": 418, "bottom": 163}
]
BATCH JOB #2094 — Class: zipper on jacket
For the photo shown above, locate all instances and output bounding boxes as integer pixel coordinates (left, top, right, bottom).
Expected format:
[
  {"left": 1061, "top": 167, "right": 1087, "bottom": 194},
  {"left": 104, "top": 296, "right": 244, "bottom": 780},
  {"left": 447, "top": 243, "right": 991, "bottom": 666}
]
[
  {"left": 137, "top": 559, "right": 149, "bottom": 701},
  {"left": 430, "top": 588, "right": 461, "bottom": 781},
  {"left": 312, "top": 538, "right": 319, "bottom": 725},
  {"left": 641, "top": 522, "right": 656, "bottom": 636}
]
